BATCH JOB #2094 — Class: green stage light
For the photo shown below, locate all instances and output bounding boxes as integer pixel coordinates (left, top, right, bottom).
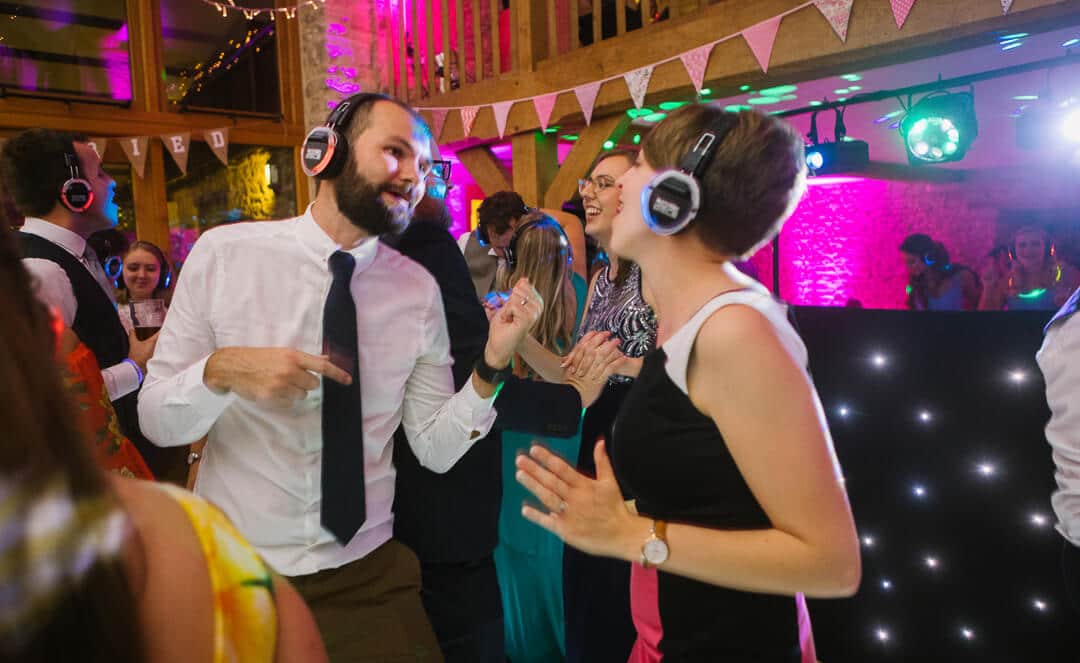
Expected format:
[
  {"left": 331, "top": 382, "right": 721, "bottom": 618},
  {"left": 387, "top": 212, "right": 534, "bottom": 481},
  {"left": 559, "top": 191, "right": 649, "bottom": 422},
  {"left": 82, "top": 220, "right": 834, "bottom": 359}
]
[
  {"left": 626, "top": 108, "right": 654, "bottom": 119},
  {"left": 561, "top": 134, "right": 579, "bottom": 141},
  {"left": 658, "top": 101, "right": 689, "bottom": 111},
  {"left": 899, "top": 92, "right": 978, "bottom": 165},
  {"left": 602, "top": 140, "right": 615, "bottom": 150},
  {"left": 632, "top": 134, "right": 641, "bottom": 144},
  {"left": 699, "top": 88, "right": 712, "bottom": 96},
  {"left": 642, "top": 112, "right": 667, "bottom": 122}
]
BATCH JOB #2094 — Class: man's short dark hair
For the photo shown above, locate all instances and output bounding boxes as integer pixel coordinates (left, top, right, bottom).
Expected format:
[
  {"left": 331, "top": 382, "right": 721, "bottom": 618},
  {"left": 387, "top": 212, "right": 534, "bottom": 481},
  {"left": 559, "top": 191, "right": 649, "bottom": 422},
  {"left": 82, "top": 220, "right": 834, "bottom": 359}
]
[
  {"left": 477, "top": 191, "right": 528, "bottom": 236},
  {"left": 1, "top": 129, "right": 90, "bottom": 218},
  {"left": 336, "top": 95, "right": 430, "bottom": 144}
]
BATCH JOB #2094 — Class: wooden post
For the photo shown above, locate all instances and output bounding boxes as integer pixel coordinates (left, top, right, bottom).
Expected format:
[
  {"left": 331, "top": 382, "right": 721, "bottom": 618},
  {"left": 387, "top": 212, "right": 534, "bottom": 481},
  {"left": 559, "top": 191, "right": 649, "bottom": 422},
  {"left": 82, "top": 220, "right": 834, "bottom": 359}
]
[
  {"left": 592, "top": 0, "right": 601, "bottom": 44},
  {"left": 491, "top": 0, "right": 502, "bottom": 75},
  {"left": 384, "top": 10, "right": 396, "bottom": 95},
  {"left": 426, "top": 0, "right": 436, "bottom": 94},
  {"left": 413, "top": 0, "right": 423, "bottom": 98},
  {"left": 132, "top": 143, "right": 171, "bottom": 252},
  {"left": 441, "top": 0, "right": 452, "bottom": 92},
  {"left": 125, "top": 0, "right": 170, "bottom": 251},
  {"left": 456, "top": 145, "right": 513, "bottom": 194},
  {"left": 516, "top": 0, "right": 549, "bottom": 70},
  {"left": 455, "top": 0, "right": 467, "bottom": 85},
  {"left": 546, "top": 0, "right": 558, "bottom": 58},
  {"left": 398, "top": 3, "right": 408, "bottom": 100},
  {"left": 542, "top": 113, "right": 627, "bottom": 209},
  {"left": 473, "top": 0, "right": 484, "bottom": 81},
  {"left": 617, "top": 0, "right": 627, "bottom": 35},
  {"left": 570, "top": 0, "right": 580, "bottom": 49},
  {"left": 512, "top": 129, "right": 558, "bottom": 208}
]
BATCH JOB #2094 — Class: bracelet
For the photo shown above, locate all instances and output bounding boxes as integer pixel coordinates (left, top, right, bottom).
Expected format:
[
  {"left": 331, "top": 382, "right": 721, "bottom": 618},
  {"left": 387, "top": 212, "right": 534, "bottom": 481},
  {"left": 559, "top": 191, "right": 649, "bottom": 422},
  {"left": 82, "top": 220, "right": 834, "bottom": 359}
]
[{"left": 123, "top": 358, "right": 144, "bottom": 385}]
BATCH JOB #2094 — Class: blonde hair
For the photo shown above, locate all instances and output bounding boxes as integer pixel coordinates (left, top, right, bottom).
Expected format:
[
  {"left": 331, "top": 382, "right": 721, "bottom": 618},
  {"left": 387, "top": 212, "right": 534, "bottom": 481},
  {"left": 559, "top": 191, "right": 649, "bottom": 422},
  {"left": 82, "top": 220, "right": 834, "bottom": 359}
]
[{"left": 497, "top": 213, "right": 575, "bottom": 359}]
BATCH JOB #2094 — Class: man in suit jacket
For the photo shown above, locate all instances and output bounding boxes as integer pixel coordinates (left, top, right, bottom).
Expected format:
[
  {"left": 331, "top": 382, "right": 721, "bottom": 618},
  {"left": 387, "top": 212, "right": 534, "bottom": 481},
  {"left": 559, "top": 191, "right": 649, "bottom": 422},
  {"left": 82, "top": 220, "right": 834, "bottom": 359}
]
[{"left": 390, "top": 181, "right": 598, "bottom": 661}]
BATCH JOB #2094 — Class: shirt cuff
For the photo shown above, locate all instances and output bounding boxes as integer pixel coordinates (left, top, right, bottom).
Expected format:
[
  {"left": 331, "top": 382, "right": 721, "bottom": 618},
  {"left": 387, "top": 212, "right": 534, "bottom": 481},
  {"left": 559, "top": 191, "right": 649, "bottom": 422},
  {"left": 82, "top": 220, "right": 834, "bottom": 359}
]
[
  {"left": 165, "top": 354, "right": 239, "bottom": 415},
  {"left": 102, "top": 360, "right": 142, "bottom": 400},
  {"left": 457, "top": 376, "right": 497, "bottom": 432}
]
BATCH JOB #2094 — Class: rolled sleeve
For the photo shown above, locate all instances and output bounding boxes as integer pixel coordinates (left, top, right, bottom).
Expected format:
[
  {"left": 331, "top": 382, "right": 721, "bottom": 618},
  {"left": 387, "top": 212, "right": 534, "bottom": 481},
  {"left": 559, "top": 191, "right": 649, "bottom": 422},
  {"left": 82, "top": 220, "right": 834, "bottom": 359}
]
[
  {"left": 401, "top": 281, "right": 497, "bottom": 473},
  {"left": 138, "top": 236, "right": 231, "bottom": 447}
]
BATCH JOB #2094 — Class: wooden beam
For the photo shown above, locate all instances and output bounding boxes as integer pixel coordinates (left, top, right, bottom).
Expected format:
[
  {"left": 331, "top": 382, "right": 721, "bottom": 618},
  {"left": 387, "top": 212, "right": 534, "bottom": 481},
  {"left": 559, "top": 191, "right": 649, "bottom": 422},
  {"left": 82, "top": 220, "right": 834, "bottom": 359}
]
[
  {"left": 492, "top": 0, "right": 502, "bottom": 75},
  {"left": 456, "top": 145, "right": 513, "bottom": 194},
  {"left": 132, "top": 142, "right": 170, "bottom": 251},
  {"left": 543, "top": 112, "right": 626, "bottom": 209},
  {"left": 413, "top": 0, "right": 423, "bottom": 98},
  {"left": 456, "top": 0, "right": 468, "bottom": 86},
  {"left": 423, "top": 0, "right": 1076, "bottom": 143},
  {"left": 126, "top": 0, "right": 164, "bottom": 113},
  {"left": 442, "top": 0, "right": 452, "bottom": 92},
  {"left": 275, "top": 2, "right": 306, "bottom": 126},
  {"left": 511, "top": 129, "right": 558, "bottom": 208},
  {"left": 473, "top": 0, "right": 484, "bottom": 81}
]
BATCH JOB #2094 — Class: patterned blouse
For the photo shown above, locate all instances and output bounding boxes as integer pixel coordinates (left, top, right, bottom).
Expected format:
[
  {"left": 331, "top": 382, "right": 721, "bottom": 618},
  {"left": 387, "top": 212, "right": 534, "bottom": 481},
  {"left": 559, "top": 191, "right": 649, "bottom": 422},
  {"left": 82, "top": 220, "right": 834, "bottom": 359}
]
[{"left": 576, "top": 261, "right": 657, "bottom": 384}]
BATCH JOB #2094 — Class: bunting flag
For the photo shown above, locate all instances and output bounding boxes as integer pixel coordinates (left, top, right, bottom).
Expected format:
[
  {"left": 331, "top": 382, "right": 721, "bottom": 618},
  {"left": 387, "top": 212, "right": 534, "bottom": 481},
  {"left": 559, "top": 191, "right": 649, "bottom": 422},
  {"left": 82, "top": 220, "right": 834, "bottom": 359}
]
[
  {"left": 533, "top": 93, "right": 558, "bottom": 132},
  {"left": 679, "top": 44, "right": 714, "bottom": 93},
  {"left": 87, "top": 138, "right": 108, "bottom": 159},
  {"left": 460, "top": 106, "right": 480, "bottom": 137},
  {"left": 814, "top": 0, "right": 855, "bottom": 42},
  {"left": 1001, "top": 0, "right": 1013, "bottom": 14},
  {"left": 161, "top": 132, "right": 191, "bottom": 175},
  {"left": 624, "top": 66, "right": 654, "bottom": 110},
  {"left": 493, "top": 100, "right": 514, "bottom": 138},
  {"left": 119, "top": 136, "right": 149, "bottom": 178},
  {"left": 430, "top": 108, "right": 449, "bottom": 139},
  {"left": 890, "top": 0, "right": 916, "bottom": 29},
  {"left": 574, "top": 81, "right": 602, "bottom": 126},
  {"left": 742, "top": 16, "right": 783, "bottom": 73},
  {"left": 204, "top": 127, "right": 230, "bottom": 166}
]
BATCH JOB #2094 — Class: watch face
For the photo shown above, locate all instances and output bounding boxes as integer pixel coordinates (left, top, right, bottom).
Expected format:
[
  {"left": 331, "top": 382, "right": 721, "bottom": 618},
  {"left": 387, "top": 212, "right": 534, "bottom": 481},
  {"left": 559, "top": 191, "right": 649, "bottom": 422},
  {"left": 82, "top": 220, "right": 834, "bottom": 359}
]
[{"left": 643, "top": 538, "right": 669, "bottom": 565}]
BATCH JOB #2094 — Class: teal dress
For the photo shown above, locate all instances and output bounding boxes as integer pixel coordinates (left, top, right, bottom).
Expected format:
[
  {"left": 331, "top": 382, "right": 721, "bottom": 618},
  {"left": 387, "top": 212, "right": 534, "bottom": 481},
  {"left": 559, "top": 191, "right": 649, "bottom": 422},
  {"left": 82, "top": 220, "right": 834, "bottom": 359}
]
[{"left": 496, "top": 273, "right": 588, "bottom": 663}]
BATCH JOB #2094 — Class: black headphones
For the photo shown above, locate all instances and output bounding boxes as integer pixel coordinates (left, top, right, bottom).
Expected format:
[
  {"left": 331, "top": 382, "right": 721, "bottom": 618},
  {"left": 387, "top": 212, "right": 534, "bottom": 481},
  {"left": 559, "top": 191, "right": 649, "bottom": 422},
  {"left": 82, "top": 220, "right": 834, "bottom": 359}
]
[
  {"left": 301, "top": 92, "right": 393, "bottom": 179},
  {"left": 476, "top": 204, "right": 532, "bottom": 248},
  {"left": 60, "top": 142, "right": 94, "bottom": 213},
  {"left": 640, "top": 113, "right": 737, "bottom": 236},
  {"left": 505, "top": 216, "right": 573, "bottom": 270}
]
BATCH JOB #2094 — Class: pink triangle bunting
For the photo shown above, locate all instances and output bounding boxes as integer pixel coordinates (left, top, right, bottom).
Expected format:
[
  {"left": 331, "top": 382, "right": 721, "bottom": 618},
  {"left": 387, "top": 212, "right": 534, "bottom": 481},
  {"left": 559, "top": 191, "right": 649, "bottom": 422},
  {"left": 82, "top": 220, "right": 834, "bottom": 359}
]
[
  {"left": 574, "top": 82, "right": 602, "bottom": 126},
  {"left": 1001, "top": 0, "right": 1013, "bottom": 14},
  {"left": 460, "top": 106, "right": 480, "bottom": 137},
  {"left": 533, "top": 93, "right": 558, "bottom": 132},
  {"left": 814, "top": 0, "right": 854, "bottom": 42},
  {"left": 679, "top": 44, "right": 714, "bottom": 93},
  {"left": 890, "top": 0, "right": 916, "bottom": 29},
  {"left": 742, "top": 16, "right": 782, "bottom": 73},
  {"left": 624, "top": 66, "right": 654, "bottom": 110},
  {"left": 430, "top": 109, "right": 449, "bottom": 140},
  {"left": 492, "top": 101, "right": 514, "bottom": 138}
]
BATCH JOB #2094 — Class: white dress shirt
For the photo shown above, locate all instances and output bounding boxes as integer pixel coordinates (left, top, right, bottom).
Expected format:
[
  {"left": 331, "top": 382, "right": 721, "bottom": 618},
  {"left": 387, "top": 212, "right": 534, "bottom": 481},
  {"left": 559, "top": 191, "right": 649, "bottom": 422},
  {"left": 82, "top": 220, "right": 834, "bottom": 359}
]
[
  {"left": 1037, "top": 306, "right": 1080, "bottom": 547},
  {"left": 20, "top": 217, "right": 141, "bottom": 400},
  {"left": 139, "top": 207, "right": 498, "bottom": 576}
]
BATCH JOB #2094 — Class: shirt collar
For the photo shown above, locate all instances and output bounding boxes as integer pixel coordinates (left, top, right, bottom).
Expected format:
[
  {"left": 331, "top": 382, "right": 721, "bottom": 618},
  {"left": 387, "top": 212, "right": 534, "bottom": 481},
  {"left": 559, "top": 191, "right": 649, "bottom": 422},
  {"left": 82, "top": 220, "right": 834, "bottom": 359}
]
[
  {"left": 20, "top": 218, "right": 88, "bottom": 258},
  {"left": 297, "top": 204, "right": 380, "bottom": 273}
]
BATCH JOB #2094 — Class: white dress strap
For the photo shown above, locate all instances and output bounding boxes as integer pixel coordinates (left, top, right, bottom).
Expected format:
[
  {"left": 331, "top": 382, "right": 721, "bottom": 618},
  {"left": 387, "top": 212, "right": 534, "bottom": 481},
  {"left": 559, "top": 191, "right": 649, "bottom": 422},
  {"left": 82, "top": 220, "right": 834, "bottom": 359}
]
[{"left": 662, "top": 290, "right": 808, "bottom": 396}]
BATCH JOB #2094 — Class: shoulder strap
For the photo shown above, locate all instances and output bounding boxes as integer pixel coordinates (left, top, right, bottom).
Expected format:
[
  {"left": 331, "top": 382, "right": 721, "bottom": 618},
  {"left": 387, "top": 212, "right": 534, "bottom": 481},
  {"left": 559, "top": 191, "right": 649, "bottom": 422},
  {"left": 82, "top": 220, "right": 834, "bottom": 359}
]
[{"left": 662, "top": 289, "right": 807, "bottom": 395}]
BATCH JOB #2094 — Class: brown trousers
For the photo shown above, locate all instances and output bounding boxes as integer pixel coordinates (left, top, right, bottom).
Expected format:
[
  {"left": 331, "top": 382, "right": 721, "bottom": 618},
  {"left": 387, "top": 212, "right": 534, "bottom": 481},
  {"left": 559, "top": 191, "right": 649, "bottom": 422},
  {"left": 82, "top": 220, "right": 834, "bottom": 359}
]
[{"left": 290, "top": 540, "right": 444, "bottom": 663}]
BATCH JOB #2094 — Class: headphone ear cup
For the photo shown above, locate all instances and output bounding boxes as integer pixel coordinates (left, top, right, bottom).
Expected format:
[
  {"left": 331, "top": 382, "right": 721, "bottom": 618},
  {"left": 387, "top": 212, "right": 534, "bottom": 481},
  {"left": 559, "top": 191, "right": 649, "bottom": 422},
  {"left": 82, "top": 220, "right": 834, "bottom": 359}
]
[
  {"left": 301, "top": 127, "right": 347, "bottom": 179},
  {"left": 641, "top": 171, "right": 699, "bottom": 236},
  {"left": 61, "top": 178, "right": 94, "bottom": 213}
]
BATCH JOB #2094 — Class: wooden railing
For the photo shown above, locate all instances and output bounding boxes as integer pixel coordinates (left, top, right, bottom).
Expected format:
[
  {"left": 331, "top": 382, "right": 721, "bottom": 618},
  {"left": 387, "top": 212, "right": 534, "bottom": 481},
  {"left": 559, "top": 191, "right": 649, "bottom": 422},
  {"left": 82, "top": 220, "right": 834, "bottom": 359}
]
[{"left": 388, "top": 0, "right": 715, "bottom": 104}]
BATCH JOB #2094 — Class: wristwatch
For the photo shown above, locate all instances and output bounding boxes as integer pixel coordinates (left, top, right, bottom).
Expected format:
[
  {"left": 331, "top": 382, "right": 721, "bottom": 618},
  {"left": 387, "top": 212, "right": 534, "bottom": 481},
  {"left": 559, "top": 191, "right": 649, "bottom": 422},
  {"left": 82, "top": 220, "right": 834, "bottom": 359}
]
[
  {"left": 641, "top": 520, "right": 669, "bottom": 568},
  {"left": 474, "top": 355, "right": 510, "bottom": 386}
]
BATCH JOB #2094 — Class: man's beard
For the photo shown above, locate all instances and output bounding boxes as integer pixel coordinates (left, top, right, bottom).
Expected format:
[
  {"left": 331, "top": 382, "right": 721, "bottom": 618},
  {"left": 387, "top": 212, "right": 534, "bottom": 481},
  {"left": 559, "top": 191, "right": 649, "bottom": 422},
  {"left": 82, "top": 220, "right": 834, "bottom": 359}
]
[{"left": 333, "top": 157, "right": 412, "bottom": 236}]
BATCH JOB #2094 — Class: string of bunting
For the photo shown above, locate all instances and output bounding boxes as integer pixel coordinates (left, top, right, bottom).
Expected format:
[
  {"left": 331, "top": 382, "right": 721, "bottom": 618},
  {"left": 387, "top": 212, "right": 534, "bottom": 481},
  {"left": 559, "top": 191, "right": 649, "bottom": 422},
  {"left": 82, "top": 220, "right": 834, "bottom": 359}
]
[
  {"left": 416, "top": 0, "right": 1015, "bottom": 141},
  {"left": 198, "top": 0, "right": 324, "bottom": 20},
  {"left": 85, "top": 129, "right": 233, "bottom": 179}
]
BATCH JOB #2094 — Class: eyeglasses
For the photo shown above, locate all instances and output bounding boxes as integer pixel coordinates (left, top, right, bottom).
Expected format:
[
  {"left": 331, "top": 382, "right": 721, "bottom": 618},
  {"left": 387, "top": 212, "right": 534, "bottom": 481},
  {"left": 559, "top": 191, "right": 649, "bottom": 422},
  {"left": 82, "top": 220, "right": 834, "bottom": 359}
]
[
  {"left": 429, "top": 160, "right": 452, "bottom": 182},
  {"left": 578, "top": 176, "right": 616, "bottom": 194}
]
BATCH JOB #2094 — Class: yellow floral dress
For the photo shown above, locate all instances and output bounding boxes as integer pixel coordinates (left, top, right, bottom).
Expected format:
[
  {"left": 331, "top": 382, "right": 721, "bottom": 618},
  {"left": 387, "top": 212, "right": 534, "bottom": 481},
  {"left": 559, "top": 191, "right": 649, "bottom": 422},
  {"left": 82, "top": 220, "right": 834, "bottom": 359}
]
[{"left": 155, "top": 483, "right": 279, "bottom": 663}]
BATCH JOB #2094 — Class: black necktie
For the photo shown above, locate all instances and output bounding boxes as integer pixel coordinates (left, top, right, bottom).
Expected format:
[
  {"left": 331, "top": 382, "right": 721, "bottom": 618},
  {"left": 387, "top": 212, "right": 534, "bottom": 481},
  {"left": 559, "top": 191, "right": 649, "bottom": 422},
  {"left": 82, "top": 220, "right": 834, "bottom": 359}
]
[{"left": 321, "top": 250, "right": 365, "bottom": 544}]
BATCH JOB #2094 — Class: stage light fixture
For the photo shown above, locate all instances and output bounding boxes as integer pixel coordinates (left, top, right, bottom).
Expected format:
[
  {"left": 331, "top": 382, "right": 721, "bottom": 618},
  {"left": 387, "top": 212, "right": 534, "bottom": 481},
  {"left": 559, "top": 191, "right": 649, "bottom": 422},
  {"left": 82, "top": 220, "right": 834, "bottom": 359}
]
[
  {"left": 899, "top": 91, "right": 978, "bottom": 165},
  {"left": 804, "top": 107, "right": 869, "bottom": 175}
]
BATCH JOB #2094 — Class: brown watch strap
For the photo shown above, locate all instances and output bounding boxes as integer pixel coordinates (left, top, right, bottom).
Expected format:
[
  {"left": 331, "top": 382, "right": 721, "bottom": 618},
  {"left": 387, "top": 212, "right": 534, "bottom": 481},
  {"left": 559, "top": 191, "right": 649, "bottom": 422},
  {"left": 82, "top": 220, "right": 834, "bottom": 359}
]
[{"left": 654, "top": 520, "right": 667, "bottom": 539}]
